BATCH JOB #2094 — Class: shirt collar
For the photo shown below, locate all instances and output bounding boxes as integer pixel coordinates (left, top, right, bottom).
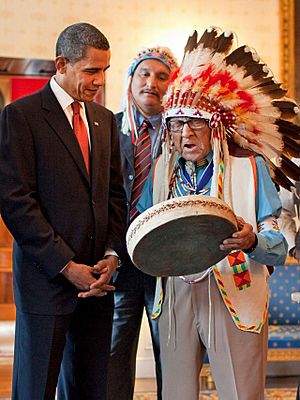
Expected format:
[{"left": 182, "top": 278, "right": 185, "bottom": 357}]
[
  {"left": 50, "top": 76, "right": 84, "bottom": 111},
  {"left": 134, "top": 106, "right": 162, "bottom": 131}
]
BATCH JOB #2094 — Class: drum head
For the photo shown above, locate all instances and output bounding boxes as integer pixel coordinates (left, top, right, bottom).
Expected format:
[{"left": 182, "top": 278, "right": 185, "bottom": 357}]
[{"left": 126, "top": 195, "right": 238, "bottom": 277}]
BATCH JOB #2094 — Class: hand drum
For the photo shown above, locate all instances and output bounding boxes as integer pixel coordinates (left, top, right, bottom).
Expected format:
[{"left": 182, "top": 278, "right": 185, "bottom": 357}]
[{"left": 126, "top": 195, "right": 238, "bottom": 276}]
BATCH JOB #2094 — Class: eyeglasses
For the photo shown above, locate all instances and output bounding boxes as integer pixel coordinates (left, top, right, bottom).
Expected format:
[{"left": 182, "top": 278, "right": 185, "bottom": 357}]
[{"left": 167, "top": 118, "right": 208, "bottom": 133}]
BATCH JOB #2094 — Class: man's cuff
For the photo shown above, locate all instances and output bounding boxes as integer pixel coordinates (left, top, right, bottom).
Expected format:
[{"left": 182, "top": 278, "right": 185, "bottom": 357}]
[
  {"left": 243, "top": 234, "right": 258, "bottom": 254},
  {"left": 60, "top": 260, "right": 72, "bottom": 273},
  {"left": 104, "top": 249, "right": 121, "bottom": 268}
]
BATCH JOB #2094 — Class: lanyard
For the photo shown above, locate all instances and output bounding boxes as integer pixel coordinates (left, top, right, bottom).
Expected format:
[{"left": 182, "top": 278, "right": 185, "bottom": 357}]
[{"left": 182, "top": 159, "right": 214, "bottom": 193}]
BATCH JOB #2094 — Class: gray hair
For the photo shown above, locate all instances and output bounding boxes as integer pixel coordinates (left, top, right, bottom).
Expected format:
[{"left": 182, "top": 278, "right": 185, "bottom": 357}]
[{"left": 56, "top": 22, "right": 110, "bottom": 63}]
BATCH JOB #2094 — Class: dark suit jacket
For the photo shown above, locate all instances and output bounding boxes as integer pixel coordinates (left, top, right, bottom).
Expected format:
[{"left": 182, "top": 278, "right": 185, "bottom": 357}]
[
  {"left": 116, "top": 111, "right": 162, "bottom": 271},
  {"left": 116, "top": 112, "right": 135, "bottom": 220},
  {"left": 116, "top": 111, "right": 163, "bottom": 222},
  {"left": 0, "top": 83, "right": 127, "bottom": 315}
]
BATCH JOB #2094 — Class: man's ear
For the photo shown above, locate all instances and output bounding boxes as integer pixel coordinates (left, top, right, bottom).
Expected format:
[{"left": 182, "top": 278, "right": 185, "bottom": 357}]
[{"left": 55, "top": 56, "right": 68, "bottom": 74}]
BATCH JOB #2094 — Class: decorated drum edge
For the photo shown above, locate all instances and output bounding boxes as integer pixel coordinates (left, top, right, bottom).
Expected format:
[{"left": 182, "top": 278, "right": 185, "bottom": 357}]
[{"left": 126, "top": 195, "right": 237, "bottom": 259}]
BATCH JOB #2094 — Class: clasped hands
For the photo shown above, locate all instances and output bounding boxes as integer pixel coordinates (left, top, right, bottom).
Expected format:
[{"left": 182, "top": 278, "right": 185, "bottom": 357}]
[
  {"left": 62, "top": 255, "right": 119, "bottom": 298},
  {"left": 219, "top": 216, "right": 257, "bottom": 252}
]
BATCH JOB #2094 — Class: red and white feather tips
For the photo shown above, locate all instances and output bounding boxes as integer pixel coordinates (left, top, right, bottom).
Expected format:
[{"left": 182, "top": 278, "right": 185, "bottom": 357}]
[{"left": 163, "top": 27, "right": 300, "bottom": 191}]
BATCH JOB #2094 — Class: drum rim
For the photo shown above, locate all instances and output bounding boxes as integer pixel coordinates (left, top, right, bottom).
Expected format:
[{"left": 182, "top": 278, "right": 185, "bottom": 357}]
[{"left": 127, "top": 195, "right": 237, "bottom": 244}]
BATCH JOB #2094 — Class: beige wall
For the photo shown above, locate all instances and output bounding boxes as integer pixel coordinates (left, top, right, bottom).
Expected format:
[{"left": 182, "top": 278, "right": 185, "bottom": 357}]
[{"left": 0, "top": 0, "right": 280, "bottom": 112}]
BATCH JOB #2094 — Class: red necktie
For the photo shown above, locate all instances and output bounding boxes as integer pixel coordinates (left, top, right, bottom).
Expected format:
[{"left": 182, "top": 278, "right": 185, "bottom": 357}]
[
  {"left": 130, "top": 120, "right": 151, "bottom": 220},
  {"left": 71, "top": 101, "right": 90, "bottom": 175}
]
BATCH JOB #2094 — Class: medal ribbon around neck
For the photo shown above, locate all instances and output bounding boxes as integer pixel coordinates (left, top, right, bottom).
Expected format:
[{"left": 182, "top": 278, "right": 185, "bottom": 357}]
[{"left": 183, "top": 159, "right": 214, "bottom": 193}]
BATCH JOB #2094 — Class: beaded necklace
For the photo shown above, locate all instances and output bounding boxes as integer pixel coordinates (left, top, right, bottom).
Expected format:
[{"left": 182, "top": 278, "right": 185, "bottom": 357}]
[{"left": 169, "top": 158, "right": 213, "bottom": 197}]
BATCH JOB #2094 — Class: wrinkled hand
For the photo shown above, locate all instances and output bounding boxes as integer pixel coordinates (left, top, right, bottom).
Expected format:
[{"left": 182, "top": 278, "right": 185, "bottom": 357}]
[
  {"left": 78, "top": 255, "right": 119, "bottom": 299},
  {"left": 219, "top": 216, "right": 257, "bottom": 252}
]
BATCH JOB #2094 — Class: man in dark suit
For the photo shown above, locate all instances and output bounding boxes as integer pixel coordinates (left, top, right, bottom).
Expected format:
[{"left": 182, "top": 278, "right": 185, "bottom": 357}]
[
  {"left": 107, "top": 47, "right": 178, "bottom": 400},
  {"left": 0, "top": 22, "right": 127, "bottom": 400}
]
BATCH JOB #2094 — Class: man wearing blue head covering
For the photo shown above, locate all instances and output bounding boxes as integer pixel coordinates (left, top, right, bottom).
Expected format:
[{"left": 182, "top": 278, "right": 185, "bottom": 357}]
[{"left": 107, "top": 47, "right": 178, "bottom": 400}]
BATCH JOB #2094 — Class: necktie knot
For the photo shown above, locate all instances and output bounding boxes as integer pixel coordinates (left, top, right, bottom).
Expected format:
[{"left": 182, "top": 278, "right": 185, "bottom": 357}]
[
  {"left": 72, "top": 101, "right": 81, "bottom": 115},
  {"left": 138, "top": 120, "right": 151, "bottom": 135}
]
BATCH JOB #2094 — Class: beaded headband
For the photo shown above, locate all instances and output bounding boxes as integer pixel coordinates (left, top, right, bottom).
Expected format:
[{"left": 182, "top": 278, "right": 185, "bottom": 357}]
[{"left": 128, "top": 47, "right": 178, "bottom": 76}]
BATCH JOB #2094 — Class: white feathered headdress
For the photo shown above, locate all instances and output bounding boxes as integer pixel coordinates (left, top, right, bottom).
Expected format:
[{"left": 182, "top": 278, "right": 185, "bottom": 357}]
[{"left": 163, "top": 27, "right": 300, "bottom": 191}]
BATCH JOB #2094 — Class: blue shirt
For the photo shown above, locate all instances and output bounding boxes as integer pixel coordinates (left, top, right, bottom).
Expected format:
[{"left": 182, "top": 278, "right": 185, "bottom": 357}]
[{"left": 138, "top": 153, "right": 288, "bottom": 266}]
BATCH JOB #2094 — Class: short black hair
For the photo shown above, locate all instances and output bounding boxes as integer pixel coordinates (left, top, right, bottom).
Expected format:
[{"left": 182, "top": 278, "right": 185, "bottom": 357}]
[{"left": 56, "top": 22, "right": 110, "bottom": 63}]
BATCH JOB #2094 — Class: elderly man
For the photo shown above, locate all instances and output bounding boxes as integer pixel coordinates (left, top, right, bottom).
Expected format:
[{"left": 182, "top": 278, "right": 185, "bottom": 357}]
[
  {"left": 107, "top": 48, "right": 178, "bottom": 400},
  {"left": 136, "top": 27, "right": 300, "bottom": 399}
]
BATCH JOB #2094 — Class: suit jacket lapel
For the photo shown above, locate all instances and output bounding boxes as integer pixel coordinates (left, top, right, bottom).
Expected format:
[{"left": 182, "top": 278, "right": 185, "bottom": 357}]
[
  {"left": 41, "top": 84, "right": 90, "bottom": 184},
  {"left": 120, "top": 131, "right": 134, "bottom": 170},
  {"left": 115, "top": 113, "right": 134, "bottom": 170},
  {"left": 86, "top": 102, "right": 106, "bottom": 187}
]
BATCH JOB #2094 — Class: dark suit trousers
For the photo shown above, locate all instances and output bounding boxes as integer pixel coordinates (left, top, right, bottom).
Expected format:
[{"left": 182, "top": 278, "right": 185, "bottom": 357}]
[
  {"left": 13, "top": 295, "right": 113, "bottom": 400},
  {"left": 12, "top": 311, "right": 72, "bottom": 400}
]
